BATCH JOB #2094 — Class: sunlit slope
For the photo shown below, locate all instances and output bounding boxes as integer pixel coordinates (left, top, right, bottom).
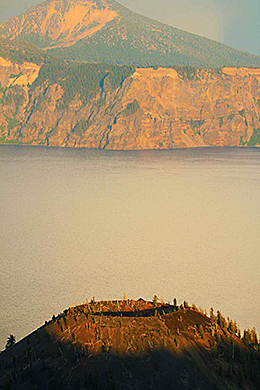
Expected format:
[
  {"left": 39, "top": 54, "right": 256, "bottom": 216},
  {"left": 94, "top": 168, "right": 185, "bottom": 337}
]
[
  {"left": 1, "top": 0, "right": 260, "bottom": 68},
  {"left": 0, "top": 0, "right": 118, "bottom": 50},
  {"left": 0, "top": 299, "right": 259, "bottom": 389},
  {"left": 1, "top": 39, "right": 260, "bottom": 149}
]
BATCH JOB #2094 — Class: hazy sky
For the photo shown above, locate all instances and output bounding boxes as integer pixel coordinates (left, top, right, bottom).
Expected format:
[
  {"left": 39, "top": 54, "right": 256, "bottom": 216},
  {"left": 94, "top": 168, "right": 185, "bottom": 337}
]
[{"left": 0, "top": 0, "right": 259, "bottom": 55}]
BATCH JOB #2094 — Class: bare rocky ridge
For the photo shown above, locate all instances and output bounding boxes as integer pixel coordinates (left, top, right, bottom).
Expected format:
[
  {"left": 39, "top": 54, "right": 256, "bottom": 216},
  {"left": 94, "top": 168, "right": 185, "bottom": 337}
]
[
  {"left": 0, "top": 51, "right": 260, "bottom": 149},
  {"left": 0, "top": 0, "right": 118, "bottom": 50}
]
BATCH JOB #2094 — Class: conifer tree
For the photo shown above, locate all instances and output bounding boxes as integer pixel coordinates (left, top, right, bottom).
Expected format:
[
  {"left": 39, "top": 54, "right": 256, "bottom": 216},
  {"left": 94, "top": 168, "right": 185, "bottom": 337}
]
[{"left": 5, "top": 334, "right": 16, "bottom": 349}]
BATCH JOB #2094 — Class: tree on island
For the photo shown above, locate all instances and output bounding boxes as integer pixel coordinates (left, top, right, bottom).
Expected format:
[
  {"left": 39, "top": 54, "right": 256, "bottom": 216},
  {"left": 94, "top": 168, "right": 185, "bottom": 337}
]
[{"left": 5, "top": 334, "right": 16, "bottom": 349}]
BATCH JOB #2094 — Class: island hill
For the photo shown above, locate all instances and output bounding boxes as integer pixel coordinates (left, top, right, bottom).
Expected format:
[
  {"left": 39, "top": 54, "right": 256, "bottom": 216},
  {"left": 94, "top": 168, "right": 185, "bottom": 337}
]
[{"left": 0, "top": 298, "right": 259, "bottom": 389}]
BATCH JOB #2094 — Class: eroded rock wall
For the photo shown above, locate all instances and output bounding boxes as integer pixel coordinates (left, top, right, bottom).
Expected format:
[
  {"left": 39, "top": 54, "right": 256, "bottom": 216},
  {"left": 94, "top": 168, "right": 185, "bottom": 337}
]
[{"left": 1, "top": 63, "right": 260, "bottom": 149}]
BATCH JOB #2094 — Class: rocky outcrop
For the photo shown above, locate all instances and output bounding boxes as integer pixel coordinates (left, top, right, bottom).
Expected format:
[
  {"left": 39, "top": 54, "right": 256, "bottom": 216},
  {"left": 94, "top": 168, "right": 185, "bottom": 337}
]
[{"left": 1, "top": 59, "right": 260, "bottom": 149}]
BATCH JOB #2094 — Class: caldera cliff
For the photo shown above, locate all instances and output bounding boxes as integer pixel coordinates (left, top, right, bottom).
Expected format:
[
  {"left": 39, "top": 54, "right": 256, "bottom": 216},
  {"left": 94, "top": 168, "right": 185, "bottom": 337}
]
[{"left": 0, "top": 40, "right": 260, "bottom": 150}]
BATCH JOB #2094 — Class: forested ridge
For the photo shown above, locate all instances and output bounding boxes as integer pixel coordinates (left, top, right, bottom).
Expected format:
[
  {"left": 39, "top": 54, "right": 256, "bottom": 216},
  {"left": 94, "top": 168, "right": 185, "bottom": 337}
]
[{"left": 31, "top": 61, "right": 135, "bottom": 106}]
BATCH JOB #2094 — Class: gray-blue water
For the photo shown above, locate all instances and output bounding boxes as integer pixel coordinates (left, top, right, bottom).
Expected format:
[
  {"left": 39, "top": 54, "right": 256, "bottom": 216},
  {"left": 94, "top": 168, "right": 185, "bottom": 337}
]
[{"left": 0, "top": 146, "right": 260, "bottom": 350}]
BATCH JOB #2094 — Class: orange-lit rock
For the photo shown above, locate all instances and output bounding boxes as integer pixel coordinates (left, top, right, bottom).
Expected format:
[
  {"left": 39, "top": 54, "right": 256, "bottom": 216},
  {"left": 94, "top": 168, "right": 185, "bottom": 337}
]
[{"left": 0, "top": 62, "right": 260, "bottom": 149}]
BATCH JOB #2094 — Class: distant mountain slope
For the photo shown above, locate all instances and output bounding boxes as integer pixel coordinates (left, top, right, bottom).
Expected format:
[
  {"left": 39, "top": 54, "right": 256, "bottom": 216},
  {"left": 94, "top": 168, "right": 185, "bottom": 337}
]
[
  {"left": 1, "top": 39, "right": 260, "bottom": 150},
  {"left": 1, "top": 0, "right": 260, "bottom": 68},
  {"left": 0, "top": 38, "right": 53, "bottom": 65}
]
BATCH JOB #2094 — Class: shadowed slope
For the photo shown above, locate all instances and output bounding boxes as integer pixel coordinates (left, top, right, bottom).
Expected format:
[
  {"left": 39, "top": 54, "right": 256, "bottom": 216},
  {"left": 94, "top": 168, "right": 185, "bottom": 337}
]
[{"left": 0, "top": 299, "right": 259, "bottom": 389}]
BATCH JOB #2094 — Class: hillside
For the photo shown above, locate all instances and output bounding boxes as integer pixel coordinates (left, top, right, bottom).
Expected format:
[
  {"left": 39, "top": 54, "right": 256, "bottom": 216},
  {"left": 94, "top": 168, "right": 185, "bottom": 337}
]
[
  {"left": 0, "top": 298, "right": 259, "bottom": 389},
  {"left": 1, "top": 39, "right": 260, "bottom": 150},
  {"left": 1, "top": 0, "right": 260, "bottom": 68}
]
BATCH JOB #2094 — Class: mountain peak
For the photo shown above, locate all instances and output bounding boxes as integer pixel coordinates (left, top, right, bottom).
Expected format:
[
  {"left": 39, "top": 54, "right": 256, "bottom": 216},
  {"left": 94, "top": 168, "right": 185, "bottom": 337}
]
[
  {"left": 1, "top": 0, "right": 260, "bottom": 68},
  {"left": 0, "top": 0, "right": 119, "bottom": 49}
]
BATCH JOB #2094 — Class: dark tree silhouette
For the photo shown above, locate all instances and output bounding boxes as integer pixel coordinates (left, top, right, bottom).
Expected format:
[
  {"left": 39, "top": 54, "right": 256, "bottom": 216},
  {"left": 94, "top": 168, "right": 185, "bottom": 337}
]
[{"left": 5, "top": 334, "right": 16, "bottom": 349}]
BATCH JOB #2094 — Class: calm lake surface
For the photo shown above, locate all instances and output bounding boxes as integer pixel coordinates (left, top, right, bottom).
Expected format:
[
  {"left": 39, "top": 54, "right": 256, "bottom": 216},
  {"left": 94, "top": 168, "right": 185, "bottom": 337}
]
[{"left": 0, "top": 146, "right": 260, "bottom": 349}]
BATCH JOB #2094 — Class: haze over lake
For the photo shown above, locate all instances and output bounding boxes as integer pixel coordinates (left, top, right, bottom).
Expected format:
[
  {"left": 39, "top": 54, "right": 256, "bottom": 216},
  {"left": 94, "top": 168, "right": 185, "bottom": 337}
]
[{"left": 0, "top": 146, "right": 260, "bottom": 350}]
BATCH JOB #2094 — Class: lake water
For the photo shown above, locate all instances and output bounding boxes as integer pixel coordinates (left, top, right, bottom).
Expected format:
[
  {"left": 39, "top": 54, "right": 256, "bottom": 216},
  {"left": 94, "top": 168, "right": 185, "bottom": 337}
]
[{"left": 0, "top": 146, "right": 260, "bottom": 350}]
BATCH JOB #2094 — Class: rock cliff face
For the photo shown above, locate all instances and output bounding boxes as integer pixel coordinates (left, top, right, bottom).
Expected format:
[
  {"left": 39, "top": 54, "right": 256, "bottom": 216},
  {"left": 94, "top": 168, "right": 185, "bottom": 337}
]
[{"left": 1, "top": 55, "right": 260, "bottom": 149}]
